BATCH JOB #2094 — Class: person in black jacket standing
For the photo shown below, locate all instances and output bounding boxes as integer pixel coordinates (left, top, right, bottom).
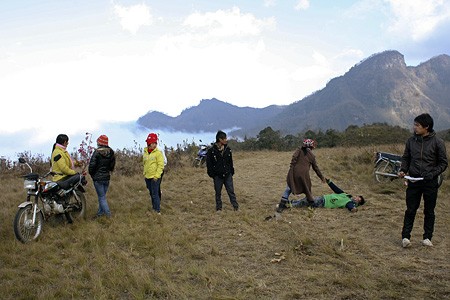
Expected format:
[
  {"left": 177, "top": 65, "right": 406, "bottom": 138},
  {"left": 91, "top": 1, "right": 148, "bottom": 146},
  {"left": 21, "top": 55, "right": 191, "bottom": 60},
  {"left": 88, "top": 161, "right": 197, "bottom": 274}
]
[
  {"left": 89, "top": 135, "right": 116, "bottom": 218},
  {"left": 206, "top": 130, "right": 239, "bottom": 212},
  {"left": 398, "top": 113, "right": 448, "bottom": 248}
]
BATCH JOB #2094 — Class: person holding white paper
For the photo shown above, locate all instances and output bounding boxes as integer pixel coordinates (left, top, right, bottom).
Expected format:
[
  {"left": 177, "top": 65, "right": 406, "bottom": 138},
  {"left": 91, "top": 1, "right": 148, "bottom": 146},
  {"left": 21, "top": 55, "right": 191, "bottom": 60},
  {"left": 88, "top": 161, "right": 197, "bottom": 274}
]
[{"left": 398, "top": 113, "right": 448, "bottom": 248}]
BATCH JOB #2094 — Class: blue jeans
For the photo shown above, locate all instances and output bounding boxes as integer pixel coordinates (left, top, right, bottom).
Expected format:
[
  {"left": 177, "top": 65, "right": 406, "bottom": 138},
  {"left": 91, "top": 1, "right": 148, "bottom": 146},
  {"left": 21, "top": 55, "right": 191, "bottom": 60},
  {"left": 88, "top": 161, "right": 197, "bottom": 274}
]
[
  {"left": 94, "top": 180, "right": 111, "bottom": 217},
  {"left": 292, "top": 196, "right": 325, "bottom": 208},
  {"left": 213, "top": 174, "right": 238, "bottom": 210},
  {"left": 281, "top": 186, "right": 291, "bottom": 200},
  {"left": 145, "top": 178, "right": 161, "bottom": 212}
]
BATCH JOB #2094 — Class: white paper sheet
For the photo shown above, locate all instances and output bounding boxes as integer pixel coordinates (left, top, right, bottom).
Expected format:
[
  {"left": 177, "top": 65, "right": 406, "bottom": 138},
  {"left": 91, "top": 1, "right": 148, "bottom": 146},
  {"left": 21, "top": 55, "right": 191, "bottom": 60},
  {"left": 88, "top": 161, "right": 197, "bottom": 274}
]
[{"left": 404, "top": 176, "right": 423, "bottom": 181}]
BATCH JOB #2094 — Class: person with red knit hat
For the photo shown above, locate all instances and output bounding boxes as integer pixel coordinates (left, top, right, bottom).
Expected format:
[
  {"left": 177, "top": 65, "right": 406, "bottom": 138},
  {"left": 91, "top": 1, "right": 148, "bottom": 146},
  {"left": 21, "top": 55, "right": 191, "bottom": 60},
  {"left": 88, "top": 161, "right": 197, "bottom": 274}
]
[
  {"left": 89, "top": 134, "right": 116, "bottom": 219},
  {"left": 97, "top": 135, "right": 109, "bottom": 147},
  {"left": 143, "top": 133, "right": 165, "bottom": 214}
]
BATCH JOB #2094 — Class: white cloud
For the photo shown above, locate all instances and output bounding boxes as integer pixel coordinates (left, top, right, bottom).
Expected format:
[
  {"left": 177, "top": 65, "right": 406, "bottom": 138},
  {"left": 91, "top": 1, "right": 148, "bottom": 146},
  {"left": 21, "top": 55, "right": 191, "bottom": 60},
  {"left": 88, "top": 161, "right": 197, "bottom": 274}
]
[
  {"left": 343, "top": 0, "right": 386, "bottom": 19},
  {"left": 147, "top": 34, "right": 292, "bottom": 110},
  {"left": 0, "top": 52, "right": 156, "bottom": 134},
  {"left": 334, "top": 48, "right": 365, "bottom": 61},
  {"left": 295, "top": 0, "right": 310, "bottom": 11},
  {"left": 264, "top": 0, "right": 276, "bottom": 7},
  {"left": 291, "top": 49, "right": 365, "bottom": 93},
  {"left": 0, "top": 6, "right": 287, "bottom": 138},
  {"left": 292, "top": 51, "right": 331, "bottom": 82},
  {"left": 183, "top": 7, "right": 276, "bottom": 37},
  {"left": 386, "top": 0, "right": 450, "bottom": 41},
  {"left": 113, "top": 3, "right": 153, "bottom": 34}
]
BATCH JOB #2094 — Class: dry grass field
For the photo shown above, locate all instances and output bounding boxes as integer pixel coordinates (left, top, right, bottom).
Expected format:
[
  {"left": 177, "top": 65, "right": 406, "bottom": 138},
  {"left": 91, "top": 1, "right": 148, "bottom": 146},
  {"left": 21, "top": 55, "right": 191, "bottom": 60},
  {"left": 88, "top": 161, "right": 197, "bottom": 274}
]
[{"left": 0, "top": 144, "right": 449, "bottom": 299}]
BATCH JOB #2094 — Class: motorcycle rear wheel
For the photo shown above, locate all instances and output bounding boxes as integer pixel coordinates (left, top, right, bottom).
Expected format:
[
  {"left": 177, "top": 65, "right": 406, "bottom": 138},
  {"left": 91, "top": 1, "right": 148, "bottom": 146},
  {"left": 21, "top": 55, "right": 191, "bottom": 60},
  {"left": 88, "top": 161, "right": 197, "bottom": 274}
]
[
  {"left": 374, "top": 161, "right": 396, "bottom": 183},
  {"left": 65, "top": 191, "right": 87, "bottom": 223},
  {"left": 14, "top": 205, "right": 44, "bottom": 243}
]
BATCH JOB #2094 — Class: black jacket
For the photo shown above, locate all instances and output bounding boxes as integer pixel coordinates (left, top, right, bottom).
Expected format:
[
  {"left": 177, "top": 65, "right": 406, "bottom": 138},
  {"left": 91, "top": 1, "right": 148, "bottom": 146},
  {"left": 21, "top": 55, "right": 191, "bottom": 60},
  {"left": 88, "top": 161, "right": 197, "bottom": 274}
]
[
  {"left": 206, "top": 143, "right": 234, "bottom": 178},
  {"left": 400, "top": 131, "right": 448, "bottom": 179},
  {"left": 88, "top": 146, "right": 116, "bottom": 181}
]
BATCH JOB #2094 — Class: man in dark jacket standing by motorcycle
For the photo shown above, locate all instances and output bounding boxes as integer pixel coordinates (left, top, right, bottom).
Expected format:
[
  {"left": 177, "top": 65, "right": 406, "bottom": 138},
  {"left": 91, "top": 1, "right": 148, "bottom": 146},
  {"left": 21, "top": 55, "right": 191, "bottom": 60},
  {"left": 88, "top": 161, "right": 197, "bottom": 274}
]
[
  {"left": 206, "top": 130, "right": 239, "bottom": 212},
  {"left": 398, "top": 113, "right": 447, "bottom": 248},
  {"left": 89, "top": 135, "right": 116, "bottom": 219}
]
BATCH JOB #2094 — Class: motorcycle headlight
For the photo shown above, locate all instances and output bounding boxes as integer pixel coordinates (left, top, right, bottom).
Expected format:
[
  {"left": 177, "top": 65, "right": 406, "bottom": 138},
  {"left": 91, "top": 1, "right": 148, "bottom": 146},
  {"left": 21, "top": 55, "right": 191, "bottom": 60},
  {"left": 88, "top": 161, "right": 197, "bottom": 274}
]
[{"left": 24, "top": 180, "right": 36, "bottom": 189}]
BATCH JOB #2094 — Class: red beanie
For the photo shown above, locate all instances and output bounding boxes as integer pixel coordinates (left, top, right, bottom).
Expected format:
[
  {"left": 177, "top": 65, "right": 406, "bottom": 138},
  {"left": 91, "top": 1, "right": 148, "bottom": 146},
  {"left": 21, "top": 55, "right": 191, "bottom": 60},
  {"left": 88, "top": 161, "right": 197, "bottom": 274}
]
[
  {"left": 97, "top": 135, "right": 109, "bottom": 146},
  {"left": 146, "top": 133, "right": 158, "bottom": 145}
]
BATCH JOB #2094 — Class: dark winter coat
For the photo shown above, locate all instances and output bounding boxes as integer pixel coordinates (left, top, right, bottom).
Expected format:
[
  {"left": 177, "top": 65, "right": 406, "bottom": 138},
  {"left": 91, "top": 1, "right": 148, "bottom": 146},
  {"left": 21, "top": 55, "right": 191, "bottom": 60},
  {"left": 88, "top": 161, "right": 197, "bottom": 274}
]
[
  {"left": 286, "top": 147, "right": 324, "bottom": 201},
  {"left": 400, "top": 131, "right": 448, "bottom": 179},
  {"left": 88, "top": 146, "right": 116, "bottom": 181},
  {"left": 206, "top": 143, "right": 234, "bottom": 178}
]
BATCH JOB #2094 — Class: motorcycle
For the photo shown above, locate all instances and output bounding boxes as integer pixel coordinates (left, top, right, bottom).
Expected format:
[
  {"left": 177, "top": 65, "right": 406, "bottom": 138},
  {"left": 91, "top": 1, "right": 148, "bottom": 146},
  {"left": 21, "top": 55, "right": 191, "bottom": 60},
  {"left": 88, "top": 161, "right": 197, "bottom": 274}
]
[
  {"left": 374, "top": 151, "right": 443, "bottom": 187},
  {"left": 192, "top": 141, "right": 210, "bottom": 168},
  {"left": 14, "top": 157, "right": 87, "bottom": 243}
]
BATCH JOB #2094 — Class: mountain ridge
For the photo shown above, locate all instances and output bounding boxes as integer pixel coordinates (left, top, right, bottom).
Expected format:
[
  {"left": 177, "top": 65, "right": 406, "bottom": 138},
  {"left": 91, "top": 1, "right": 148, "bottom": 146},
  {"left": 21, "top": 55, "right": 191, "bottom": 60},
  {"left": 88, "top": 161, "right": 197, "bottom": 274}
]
[
  {"left": 137, "top": 50, "right": 450, "bottom": 137},
  {"left": 137, "top": 98, "right": 286, "bottom": 133}
]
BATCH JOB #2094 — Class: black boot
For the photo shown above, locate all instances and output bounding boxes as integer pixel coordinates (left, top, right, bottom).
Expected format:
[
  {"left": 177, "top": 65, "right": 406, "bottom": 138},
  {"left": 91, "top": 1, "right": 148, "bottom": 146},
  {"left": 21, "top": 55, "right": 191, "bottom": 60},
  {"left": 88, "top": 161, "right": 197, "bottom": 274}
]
[{"left": 276, "top": 198, "right": 289, "bottom": 213}]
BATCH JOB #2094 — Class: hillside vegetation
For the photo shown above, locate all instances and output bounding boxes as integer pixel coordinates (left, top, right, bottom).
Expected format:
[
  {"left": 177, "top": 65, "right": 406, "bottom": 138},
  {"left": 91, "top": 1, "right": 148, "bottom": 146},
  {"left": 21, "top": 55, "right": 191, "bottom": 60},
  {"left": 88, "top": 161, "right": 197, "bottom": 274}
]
[{"left": 0, "top": 145, "right": 449, "bottom": 299}]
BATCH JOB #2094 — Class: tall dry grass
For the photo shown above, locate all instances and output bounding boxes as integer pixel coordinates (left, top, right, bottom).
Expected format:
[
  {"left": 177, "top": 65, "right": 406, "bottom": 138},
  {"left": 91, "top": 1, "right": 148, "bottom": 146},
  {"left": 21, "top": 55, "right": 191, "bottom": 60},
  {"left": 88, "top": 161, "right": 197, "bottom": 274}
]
[{"left": 0, "top": 144, "right": 449, "bottom": 299}]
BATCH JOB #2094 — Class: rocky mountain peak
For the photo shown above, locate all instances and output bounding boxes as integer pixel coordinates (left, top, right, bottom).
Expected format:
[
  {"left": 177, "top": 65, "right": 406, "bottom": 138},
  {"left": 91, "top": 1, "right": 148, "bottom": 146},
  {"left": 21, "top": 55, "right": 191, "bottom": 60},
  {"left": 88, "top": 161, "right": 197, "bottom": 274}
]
[{"left": 353, "top": 50, "right": 406, "bottom": 72}]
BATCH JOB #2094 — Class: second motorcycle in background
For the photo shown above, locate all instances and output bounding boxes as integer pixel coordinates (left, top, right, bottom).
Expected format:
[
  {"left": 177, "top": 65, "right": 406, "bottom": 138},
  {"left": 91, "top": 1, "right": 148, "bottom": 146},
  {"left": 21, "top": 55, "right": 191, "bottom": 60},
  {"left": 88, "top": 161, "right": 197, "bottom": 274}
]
[{"left": 192, "top": 140, "right": 211, "bottom": 168}]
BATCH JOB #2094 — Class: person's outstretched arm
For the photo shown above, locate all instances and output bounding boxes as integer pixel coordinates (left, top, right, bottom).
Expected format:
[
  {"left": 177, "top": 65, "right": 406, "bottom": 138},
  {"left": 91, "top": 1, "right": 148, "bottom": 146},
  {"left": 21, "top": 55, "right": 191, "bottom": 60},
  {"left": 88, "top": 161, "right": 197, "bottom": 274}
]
[{"left": 327, "top": 179, "right": 344, "bottom": 194}]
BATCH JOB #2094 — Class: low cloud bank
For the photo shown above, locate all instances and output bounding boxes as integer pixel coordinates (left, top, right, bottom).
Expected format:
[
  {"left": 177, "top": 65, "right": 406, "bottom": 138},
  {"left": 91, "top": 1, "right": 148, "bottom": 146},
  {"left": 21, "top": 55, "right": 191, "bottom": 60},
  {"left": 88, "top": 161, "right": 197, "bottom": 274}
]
[{"left": 0, "top": 122, "right": 219, "bottom": 160}]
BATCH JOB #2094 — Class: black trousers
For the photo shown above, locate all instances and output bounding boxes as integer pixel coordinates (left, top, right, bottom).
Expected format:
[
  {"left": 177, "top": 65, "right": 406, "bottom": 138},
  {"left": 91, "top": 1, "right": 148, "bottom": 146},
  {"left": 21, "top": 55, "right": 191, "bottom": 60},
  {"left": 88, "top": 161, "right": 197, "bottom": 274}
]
[
  {"left": 401, "top": 178, "right": 439, "bottom": 240},
  {"left": 213, "top": 174, "right": 238, "bottom": 210},
  {"left": 57, "top": 173, "right": 81, "bottom": 190}
]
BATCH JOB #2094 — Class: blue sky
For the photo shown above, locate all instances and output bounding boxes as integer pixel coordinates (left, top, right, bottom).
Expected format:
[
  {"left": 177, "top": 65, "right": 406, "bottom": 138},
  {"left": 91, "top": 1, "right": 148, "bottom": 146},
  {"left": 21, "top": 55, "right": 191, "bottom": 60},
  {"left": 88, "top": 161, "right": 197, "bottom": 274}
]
[{"left": 1, "top": 0, "right": 449, "bottom": 157}]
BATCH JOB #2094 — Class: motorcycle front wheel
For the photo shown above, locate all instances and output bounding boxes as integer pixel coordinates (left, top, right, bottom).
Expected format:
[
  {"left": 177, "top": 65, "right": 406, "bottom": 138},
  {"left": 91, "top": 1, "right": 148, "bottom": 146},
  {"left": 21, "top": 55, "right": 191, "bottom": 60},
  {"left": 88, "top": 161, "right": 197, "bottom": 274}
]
[
  {"left": 200, "top": 158, "right": 206, "bottom": 168},
  {"left": 14, "top": 205, "right": 44, "bottom": 243},
  {"left": 192, "top": 158, "right": 201, "bottom": 168},
  {"left": 65, "top": 191, "right": 87, "bottom": 223}
]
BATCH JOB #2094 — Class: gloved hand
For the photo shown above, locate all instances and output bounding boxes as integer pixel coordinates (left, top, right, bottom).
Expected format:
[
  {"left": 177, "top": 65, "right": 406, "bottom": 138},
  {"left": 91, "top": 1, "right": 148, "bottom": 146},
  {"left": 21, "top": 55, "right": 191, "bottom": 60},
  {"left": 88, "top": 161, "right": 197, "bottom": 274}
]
[{"left": 423, "top": 173, "right": 433, "bottom": 180}]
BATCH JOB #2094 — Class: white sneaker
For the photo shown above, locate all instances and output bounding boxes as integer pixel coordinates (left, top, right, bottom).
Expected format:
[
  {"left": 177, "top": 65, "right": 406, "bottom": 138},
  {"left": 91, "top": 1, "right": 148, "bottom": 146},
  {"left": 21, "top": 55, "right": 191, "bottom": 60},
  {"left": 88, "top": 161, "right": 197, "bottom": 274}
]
[
  {"left": 422, "top": 239, "right": 433, "bottom": 247},
  {"left": 402, "top": 238, "right": 411, "bottom": 248}
]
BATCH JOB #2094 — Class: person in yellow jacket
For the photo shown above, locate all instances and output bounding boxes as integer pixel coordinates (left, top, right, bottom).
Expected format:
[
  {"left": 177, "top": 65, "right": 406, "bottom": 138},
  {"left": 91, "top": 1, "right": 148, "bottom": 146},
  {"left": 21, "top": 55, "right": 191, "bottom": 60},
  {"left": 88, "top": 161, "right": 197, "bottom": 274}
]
[
  {"left": 143, "top": 133, "right": 164, "bottom": 214},
  {"left": 51, "top": 134, "right": 78, "bottom": 182}
]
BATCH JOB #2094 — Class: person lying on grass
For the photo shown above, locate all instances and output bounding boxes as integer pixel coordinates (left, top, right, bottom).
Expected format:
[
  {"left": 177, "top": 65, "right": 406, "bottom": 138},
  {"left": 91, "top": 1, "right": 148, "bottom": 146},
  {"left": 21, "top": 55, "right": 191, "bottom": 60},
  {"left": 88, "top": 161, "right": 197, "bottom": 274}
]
[{"left": 276, "top": 178, "right": 365, "bottom": 213}]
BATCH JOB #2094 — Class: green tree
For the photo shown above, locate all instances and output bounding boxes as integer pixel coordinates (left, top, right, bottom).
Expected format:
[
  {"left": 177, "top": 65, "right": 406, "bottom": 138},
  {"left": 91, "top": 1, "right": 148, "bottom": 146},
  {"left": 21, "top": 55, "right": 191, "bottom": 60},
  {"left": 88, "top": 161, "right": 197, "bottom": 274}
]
[
  {"left": 257, "top": 127, "right": 282, "bottom": 150},
  {"left": 319, "top": 129, "right": 341, "bottom": 147},
  {"left": 282, "top": 134, "right": 298, "bottom": 150}
]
